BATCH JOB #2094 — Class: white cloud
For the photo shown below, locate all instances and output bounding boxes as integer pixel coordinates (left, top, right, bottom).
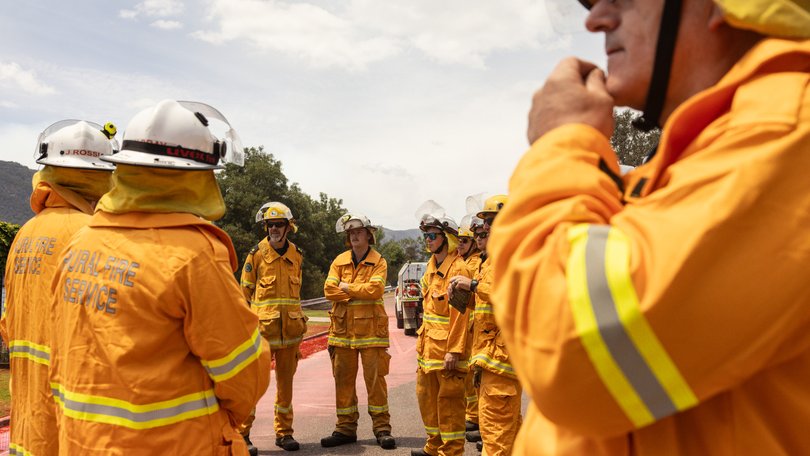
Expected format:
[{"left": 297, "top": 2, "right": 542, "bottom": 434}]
[
  {"left": 151, "top": 19, "right": 183, "bottom": 30},
  {"left": 0, "top": 101, "right": 18, "bottom": 108},
  {"left": 0, "top": 123, "right": 44, "bottom": 169},
  {"left": 0, "top": 62, "right": 56, "bottom": 95},
  {"left": 192, "top": 0, "right": 559, "bottom": 70},
  {"left": 193, "top": 0, "right": 398, "bottom": 70},
  {"left": 119, "top": 0, "right": 183, "bottom": 19}
]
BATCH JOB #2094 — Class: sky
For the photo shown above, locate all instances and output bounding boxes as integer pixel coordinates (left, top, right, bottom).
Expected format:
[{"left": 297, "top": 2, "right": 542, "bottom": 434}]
[{"left": 0, "top": 0, "right": 603, "bottom": 229}]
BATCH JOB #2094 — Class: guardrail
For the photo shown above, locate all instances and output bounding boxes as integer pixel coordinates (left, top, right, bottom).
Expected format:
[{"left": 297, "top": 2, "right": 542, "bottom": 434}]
[{"left": 301, "top": 285, "right": 394, "bottom": 308}]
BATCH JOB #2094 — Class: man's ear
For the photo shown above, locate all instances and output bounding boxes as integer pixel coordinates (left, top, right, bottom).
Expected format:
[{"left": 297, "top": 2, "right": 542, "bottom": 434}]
[{"left": 708, "top": 2, "right": 726, "bottom": 31}]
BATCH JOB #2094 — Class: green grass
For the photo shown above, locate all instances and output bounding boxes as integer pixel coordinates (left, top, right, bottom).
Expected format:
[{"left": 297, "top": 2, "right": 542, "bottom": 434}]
[
  {"left": 0, "top": 368, "right": 10, "bottom": 417},
  {"left": 303, "top": 309, "right": 329, "bottom": 318}
]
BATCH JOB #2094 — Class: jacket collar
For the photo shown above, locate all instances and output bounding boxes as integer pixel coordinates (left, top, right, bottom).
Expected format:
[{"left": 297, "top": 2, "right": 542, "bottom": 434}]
[{"left": 335, "top": 248, "right": 382, "bottom": 267}]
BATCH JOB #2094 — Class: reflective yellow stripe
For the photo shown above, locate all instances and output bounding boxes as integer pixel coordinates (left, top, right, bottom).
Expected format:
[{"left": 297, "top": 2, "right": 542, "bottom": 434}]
[
  {"left": 441, "top": 430, "right": 466, "bottom": 440},
  {"left": 327, "top": 336, "right": 389, "bottom": 348},
  {"left": 367, "top": 404, "right": 389, "bottom": 413},
  {"left": 474, "top": 305, "right": 493, "bottom": 316},
  {"left": 347, "top": 299, "right": 384, "bottom": 306},
  {"left": 423, "top": 313, "right": 449, "bottom": 324},
  {"left": 605, "top": 228, "right": 697, "bottom": 411},
  {"left": 466, "top": 395, "right": 478, "bottom": 403},
  {"left": 424, "top": 425, "right": 439, "bottom": 436},
  {"left": 9, "top": 340, "right": 51, "bottom": 366},
  {"left": 51, "top": 383, "right": 219, "bottom": 430},
  {"left": 241, "top": 280, "right": 255, "bottom": 287},
  {"left": 370, "top": 277, "right": 385, "bottom": 283},
  {"left": 336, "top": 405, "right": 358, "bottom": 415},
  {"left": 275, "top": 403, "right": 291, "bottom": 414},
  {"left": 201, "top": 328, "right": 262, "bottom": 382},
  {"left": 567, "top": 224, "right": 697, "bottom": 428},
  {"left": 325, "top": 276, "right": 339, "bottom": 285},
  {"left": 470, "top": 353, "right": 515, "bottom": 375},
  {"left": 9, "top": 442, "right": 33, "bottom": 456},
  {"left": 417, "top": 357, "right": 468, "bottom": 371},
  {"left": 251, "top": 298, "right": 301, "bottom": 307}
]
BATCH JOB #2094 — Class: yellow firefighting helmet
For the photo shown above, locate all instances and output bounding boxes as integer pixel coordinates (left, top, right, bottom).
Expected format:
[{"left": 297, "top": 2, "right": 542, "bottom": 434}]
[
  {"left": 715, "top": 0, "right": 810, "bottom": 38},
  {"left": 336, "top": 213, "right": 377, "bottom": 244},
  {"left": 476, "top": 194, "right": 508, "bottom": 220},
  {"left": 458, "top": 214, "right": 484, "bottom": 238},
  {"left": 256, "top": 201, "right": 298, "bottom": 233}
]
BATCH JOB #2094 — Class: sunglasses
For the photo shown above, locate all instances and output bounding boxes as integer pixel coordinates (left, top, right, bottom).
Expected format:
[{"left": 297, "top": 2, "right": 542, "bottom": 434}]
[
  {"left": 482, "top": 217, "right": 495, "bottom": 226},
  {"left": 265, "top": 221, "right": 288, "bottom": 229},
  {"left": 423, "top": 232, "right": 443, "bottom": 241},
  {"left": 458, "top": 238, "right": 472, "bottom": 244},
  {"left": 474, "top": 231, "right": 488, "bottom": 239}
]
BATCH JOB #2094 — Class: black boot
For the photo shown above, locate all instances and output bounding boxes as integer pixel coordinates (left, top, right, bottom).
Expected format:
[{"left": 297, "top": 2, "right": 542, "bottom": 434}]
[
  {"left": 243, "top": 434, "right": 258, "bottom": 456},
  {"left": 320, "top": 431, "right": 357, "bottom": 447},
  {"left": 410, "top": 449, "right": 432, "bottom": 456},
  {"left": 275, "top": 435, "right": 300, "bottom": 451},
  {"left": 465, "top": 420, "right": 480, "bottom": 432},
  {"left": 476, "top": 440, "right": 483, "bottom": 452},
  {"left": 465, "top": 430, "right": 482, "bottom": 442},
  {"left": 375, "top": 431, "right": 396, "bottom": 450}
]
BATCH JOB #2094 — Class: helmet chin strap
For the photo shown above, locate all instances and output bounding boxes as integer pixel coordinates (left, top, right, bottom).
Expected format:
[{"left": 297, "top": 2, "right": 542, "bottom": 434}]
[{"left": 633, "top": 0, "right": 683, "bottom": 132}]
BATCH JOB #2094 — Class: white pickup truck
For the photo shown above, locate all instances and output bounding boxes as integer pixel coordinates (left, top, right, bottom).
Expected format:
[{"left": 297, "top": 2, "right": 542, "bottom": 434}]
[{"left": 394, "top": 261, "right": 427, "bottom": 336}]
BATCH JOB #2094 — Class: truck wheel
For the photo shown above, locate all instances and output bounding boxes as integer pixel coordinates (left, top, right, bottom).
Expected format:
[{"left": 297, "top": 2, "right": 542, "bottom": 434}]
[
  {"left": 396, "top": 310, "right": 404, "bottom": 329},
  {"left": 404, "top": 327, "right": 416, "bottom": 336}
]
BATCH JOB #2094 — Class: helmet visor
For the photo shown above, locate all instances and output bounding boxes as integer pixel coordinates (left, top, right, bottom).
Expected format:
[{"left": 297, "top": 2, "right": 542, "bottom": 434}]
[{"left": 178, "top": 101, "right": 245, "bottom": 166}]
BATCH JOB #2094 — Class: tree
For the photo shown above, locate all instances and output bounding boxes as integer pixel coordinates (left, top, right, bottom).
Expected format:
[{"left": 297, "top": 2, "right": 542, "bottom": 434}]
[
  {"left": 611, "top": 109, "right": 662, "bottom": 167},
  {"left": 1, "top": 220, "right": 21, "bottom": 285},
  {"left": 215, "top": 147, "right": 347, "bottom": 299},
  {"left": 378, "top": 237, "right": 429, "bottom": 285}
]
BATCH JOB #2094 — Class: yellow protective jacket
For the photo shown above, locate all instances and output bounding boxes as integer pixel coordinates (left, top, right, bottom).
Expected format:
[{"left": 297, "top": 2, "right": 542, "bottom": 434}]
[
  {"left": 240, "top": 238, "right": 306, "bottom": 348},
  {"left": 324, "top": 248, "right": 389, "bottom": 348},
  {"left": 490, "top": 38, "right": 810, "bottom": 455},
  {"left": 0, "top": 182, "right": 95, "bottom": 456},
  {"left": 417, "top": 250, "right": 472, "bottom": 372},
  {"left": 49, "top": 211, "right": 271, "bottom": 455},
  {"left": 470, "top": 257, "right": 516, "bottom": 379}
]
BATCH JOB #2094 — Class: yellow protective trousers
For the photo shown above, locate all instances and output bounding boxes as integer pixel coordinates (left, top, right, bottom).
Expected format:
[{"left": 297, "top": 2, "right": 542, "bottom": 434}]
[
  {"left": 330, "top": 346, "right": 391, "bottom": 435},
  {"left": 416, "top": 368, "right": 466, "bottom": 456},
  {"left": 239, "top": 343, "right": 301, "bottom": 438},
  {"left": 479, "top": 370, "right": 522, "bottom": 456},
  {"left": 464, "top": 322, "right": 479, "bottom": 424}
]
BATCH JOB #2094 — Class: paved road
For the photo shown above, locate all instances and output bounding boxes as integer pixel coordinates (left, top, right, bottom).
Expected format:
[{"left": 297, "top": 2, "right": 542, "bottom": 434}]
[{"left": 249, "top": 294, "right": 516, "bottom": 455}]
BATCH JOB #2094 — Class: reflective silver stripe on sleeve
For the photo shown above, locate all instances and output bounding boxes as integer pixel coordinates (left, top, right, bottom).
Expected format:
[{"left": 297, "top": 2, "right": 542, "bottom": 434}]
[
  {"left": 204, "top": 331, "right": 262, "bottom": 379},
  {"left": 584, "top": 225, "right": 677, "bottom": 420}
]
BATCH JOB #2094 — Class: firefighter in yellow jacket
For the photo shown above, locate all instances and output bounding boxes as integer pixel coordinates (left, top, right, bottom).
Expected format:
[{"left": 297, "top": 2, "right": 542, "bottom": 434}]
[
  {"left": 455, "top": 214, "right": 483, "bottom": 438},
  {"left": 47, "top": 100, "right": 271, "bottom": 454},
  {"left": 413, "top": 204, "right": 472, "bottom": 456},
  {"left": 489, "top": 0, "right": 810, "bottom": 454},
  {"left": 452, "top": 195, "right": 521, "bottom": 455},
  {"left": 321, "top": 213, "right": 396, "bottom": 450},
  {"left": 239, "top": 202, "right": 306, "bottom": 453},
  {"left": 0, "top": 120, "right": 116, "bottom": 456}
]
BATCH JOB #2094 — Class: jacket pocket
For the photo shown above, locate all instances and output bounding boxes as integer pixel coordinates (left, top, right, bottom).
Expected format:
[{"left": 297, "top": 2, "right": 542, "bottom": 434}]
[
  {"left": 491, "top": 330, "right": 510, "bottom": 363},
  {"left": 256, "top": 276, "right": 277, "bottom": 302},
  {"left": 283, "top": 310, "right": 308, "bottom": 341},
  {"left": 259, "top": 310, "right": 282, "bottom": 344},
  {"left": 351, "top": 305, "right": 376, "bottom": 339},
  {"left": 289, "top": 274, "right": 301, "bottom": 299},
  {"left": 426, "top": 328, "right": 449, "bottom": 360},
  {"left": 374, "top": 305, "right": 389, "bottom": 339},
  {"left": 329, "top": 304, "right": 347, "bottom": 336}
]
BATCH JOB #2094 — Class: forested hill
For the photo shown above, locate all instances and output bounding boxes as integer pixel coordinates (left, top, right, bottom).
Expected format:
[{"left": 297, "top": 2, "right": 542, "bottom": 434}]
[{"left": 0, "top": 161, "right": 35, "bottom": 225}]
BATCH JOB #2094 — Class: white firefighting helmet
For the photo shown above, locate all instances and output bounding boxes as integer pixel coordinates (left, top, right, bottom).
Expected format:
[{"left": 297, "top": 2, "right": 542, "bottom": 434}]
[
  {"left": 35, "top": 120, "right": 118, "bottom": 170},
  {"left": 336, "top": 213, "right": 378, "bottom": 244},
  {"left": 102, "top": 100, "right": 245, "bottom": 170},
  {"left": 255, "top": 201, "right": 298, "bottom": 233},
  {"left": 415, "top": 200, "right": 459, "bottom": 236}
]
